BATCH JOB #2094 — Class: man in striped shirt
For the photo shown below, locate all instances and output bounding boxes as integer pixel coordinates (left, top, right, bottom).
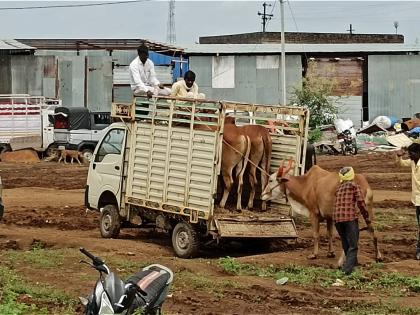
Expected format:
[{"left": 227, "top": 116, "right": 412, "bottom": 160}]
[{"left": 334, "top": 166, "right": 372, "bottom": 275}]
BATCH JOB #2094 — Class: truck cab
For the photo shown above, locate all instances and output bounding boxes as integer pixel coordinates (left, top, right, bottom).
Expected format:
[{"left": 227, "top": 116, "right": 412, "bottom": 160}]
[{"left": 53, "top": 107, "right": 111, "bottom": 161}]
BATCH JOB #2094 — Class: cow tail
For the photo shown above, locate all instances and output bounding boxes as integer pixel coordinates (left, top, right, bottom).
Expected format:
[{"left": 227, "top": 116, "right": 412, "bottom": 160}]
[{"left": 261, "top": 133, "right": 272, "bottom": 186}]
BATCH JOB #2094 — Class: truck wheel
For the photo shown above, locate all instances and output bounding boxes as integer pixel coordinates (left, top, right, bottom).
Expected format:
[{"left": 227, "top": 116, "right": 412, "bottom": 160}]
[
  {"left": 172, "top": 221, "right": 199, "bottom": 258},
  {"left": 100, "top": 205, "right": 121, "bottom": 238},
  {"left": 81, "top": 149, "right": 94, "bottom": 162}
]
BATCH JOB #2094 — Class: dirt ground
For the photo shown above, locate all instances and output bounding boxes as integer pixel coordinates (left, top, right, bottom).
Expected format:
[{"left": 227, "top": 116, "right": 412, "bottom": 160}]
[{"left": 0, "top": 152, "right": 420, "bottom": 314}]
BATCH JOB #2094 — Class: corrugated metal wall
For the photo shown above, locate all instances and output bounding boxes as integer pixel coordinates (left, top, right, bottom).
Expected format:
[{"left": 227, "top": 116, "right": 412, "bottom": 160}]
[
  {"left": 189, "top": 55, "right": 302, "bottom": 104},
  {"left": 369, "top": 55, "right": 420, "bottom": 119},
  {"left": 0, "top": 55, "right": 56, "bottom": 97}
]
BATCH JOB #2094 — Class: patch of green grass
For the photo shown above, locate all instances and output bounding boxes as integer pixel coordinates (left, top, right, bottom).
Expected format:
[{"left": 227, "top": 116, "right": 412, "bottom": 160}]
[
  {"left": 106, "top": 256, "right": 152, "bottom": 279},
  {"left": 175, "top": 270, "right": 242, "bottom": 299},
  {"left": 218, "top": 257, "right": 420, "bottom": 294},
  {"left": 342, "top": 299, "right": 419, "bottom": 315},
  {"left": 7, "top": 248, "right": 76, "bottom": 269},
  {"left": 0, "top": 265, "right": 76, "bottom": 314}
]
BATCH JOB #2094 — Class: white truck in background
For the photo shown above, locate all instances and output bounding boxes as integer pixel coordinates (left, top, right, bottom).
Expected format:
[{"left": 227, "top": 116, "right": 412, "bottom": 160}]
[
  {"left": 85, "top": 96, "right": 310, "bottom": 258},
  {"left": 0, "top": 94, "right": 60, "bottom": 154}
]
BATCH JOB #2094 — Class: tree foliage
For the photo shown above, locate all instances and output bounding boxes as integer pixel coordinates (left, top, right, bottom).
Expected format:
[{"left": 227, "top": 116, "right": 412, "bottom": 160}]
[{"left": 290, "top": 61, "right": 339, "bottom": 129}]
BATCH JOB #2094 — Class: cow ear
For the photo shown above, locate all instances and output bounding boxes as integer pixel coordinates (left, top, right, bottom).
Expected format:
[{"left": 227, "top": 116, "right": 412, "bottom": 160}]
[{"left": 280, "top": 177, "right": 289, "bottom": 183}]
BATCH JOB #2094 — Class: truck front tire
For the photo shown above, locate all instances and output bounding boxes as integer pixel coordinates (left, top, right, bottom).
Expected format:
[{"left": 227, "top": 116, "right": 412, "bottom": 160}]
[
  {"left": 172, "top": 221, "right": 199, "bottom": 258},
  {"left": 100, "top": 204, "right": 121, "bottom": 238}
]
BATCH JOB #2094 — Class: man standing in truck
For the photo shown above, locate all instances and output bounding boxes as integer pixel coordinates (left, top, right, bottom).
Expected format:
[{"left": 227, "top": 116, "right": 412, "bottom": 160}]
[{"left": 129, "top": 44, "right": 171, "bottom": 98}]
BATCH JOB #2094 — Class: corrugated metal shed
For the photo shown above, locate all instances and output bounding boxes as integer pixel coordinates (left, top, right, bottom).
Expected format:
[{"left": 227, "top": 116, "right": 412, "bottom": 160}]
[
  {"left": 189, "top": 55, "right": 301, "bottom": 104},
  {"left": 184, "top": 43, "right": 420, "bottom": 55},
  {"left": 368, "top": 55, "right": 420, "bottom": 119}
]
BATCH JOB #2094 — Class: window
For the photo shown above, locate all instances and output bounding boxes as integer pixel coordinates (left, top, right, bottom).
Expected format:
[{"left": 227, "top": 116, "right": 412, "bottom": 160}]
[
  {"left": 93, "top": 113, "right": 111, "bottom": 125},
  {"left": 95, "top": 128, "right": 125, "bottom": 162}
]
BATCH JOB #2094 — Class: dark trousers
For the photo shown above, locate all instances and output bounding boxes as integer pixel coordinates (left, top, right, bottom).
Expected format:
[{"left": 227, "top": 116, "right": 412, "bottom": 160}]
[
  {"left": 416, "top": 207, "right": 420, "bottom": 254},
  {"left": 335, "top": 220, "right": 359, "bottom": 274}
]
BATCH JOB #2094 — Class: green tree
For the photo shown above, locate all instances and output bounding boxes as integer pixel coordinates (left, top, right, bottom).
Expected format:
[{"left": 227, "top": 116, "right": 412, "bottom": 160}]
[{"left": 290, "top": 61, "right": 340, "bottom": 142}]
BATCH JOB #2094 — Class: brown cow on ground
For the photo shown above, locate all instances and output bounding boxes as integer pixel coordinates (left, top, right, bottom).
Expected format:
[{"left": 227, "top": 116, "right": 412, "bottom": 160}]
[
  {"left": 237, "top": 124, "right": 272, "bottom": 211},
  {"left": 219, "top": 117, "right": 251, "bottom": 211},
  {"left": 261, "top": 160, "right": 382, "bottom": 264}
]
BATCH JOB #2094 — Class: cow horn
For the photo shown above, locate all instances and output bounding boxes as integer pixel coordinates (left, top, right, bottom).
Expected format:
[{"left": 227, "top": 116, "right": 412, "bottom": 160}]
[
  {"left": 283, "top": 158, "right": 294, "bottom": 175},
  {"left": 277, "top": 160, "right": 285, "bottom": 177}
]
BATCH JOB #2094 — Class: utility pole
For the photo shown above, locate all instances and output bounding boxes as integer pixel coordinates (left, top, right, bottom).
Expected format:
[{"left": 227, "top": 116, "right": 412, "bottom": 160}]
[
  {"left": 347, "top": 24, "right": 355, "bottom": 35},
  {"left": 258, "top": 2, "right": 273, "bottom": 32},
  {"left": 166, "top": 0, "right": 176, "bottom": 44},
  {"left": 280, "top": 0, "right": 286, "bottom": 105}
]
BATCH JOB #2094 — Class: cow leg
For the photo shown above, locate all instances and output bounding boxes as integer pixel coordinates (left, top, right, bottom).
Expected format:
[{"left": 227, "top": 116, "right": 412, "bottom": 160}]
[
  {"left": 369, "top": 225, "right": 383, "bottom": 262},
  {"left": 260, "top": 160, "right": 268, "bottom": 211},
  {"left": 247, "top": 164, "right": 257, "bottom": 210},
  {"left": 219, "top": 167, "right": 233, "bottom": 209},
  {"left": 326, "top": 218, "right": 336, "bottom": 258},
  {"left": 308, "top": 213, "right": 320, "bottom": 259}
]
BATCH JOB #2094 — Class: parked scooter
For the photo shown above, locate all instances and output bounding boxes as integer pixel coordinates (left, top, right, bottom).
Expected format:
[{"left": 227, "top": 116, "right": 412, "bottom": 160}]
[
  {"left": 337, "top": 129, "right": 358, "bottom": 155},
  {"left": 79, "top": 248, "right": 173, "bottom": 315}
]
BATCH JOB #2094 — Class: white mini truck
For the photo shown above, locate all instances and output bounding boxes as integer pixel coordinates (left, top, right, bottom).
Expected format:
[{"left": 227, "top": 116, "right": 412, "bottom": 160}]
[{"left": 85, "top": 96, "right": 309, "bottom": 258}]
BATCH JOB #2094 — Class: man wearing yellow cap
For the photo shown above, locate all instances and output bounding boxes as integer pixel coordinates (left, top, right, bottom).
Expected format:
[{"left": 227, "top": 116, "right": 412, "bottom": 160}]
[{"left": 334, "top": 166, "right": 371, "bottom": 274}]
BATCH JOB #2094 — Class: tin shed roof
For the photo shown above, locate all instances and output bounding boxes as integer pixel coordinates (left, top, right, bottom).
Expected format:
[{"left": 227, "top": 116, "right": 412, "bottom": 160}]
[{"left": 0, "top": 39, "right": 35, "bottom": 50}]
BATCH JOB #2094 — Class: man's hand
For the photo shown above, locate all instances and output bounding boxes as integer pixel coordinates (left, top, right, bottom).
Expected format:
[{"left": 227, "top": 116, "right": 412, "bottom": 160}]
[{"left": 396, "top": 148, "right": 405, "bottom": 157}]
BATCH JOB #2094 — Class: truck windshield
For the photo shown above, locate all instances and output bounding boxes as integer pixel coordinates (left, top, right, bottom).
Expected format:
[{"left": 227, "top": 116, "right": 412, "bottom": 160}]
[{"left": 95, "top": 129, "right": 125, "bottom": 162}]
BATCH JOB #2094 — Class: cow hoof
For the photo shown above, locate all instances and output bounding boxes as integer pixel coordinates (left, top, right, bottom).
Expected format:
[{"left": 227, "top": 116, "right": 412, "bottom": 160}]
[
  {"left": 307, "top": 254, "right": 317, "bottom": 260},
  {"left": 327, "top": 252, "right": 336, "bottom": 258},
  {"left": 376, "top": 256, "right": 384, "bottom": 262}
]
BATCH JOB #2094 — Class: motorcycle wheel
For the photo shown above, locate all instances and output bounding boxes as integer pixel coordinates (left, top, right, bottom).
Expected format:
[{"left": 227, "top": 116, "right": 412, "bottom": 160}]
[
  {"left": 100, "top": 204, "right": 121, "bottom": 238},
  {"left": 351, "top": 139, "right": 358, "bottom": 155},
  {"left": 340, "top": 143, "right": 347, "bottom": 156},
  {"left": 172, "top": 221, "right": 199, "bottom": 258}
]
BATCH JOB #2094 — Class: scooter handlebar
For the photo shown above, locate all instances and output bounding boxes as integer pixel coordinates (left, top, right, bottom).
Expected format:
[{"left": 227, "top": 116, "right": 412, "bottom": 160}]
[{"left": 80, "top": 247, "right": 104, "bottom": 266}]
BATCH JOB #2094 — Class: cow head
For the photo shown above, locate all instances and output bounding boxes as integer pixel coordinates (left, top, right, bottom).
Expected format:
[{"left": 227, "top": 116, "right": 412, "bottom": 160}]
[{"left": 261, "top": 159, "right": 294, "bottom": 201}]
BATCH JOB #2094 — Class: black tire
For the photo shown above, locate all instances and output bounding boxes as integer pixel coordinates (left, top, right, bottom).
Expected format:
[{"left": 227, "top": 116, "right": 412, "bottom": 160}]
[
  {"left": 100, "top": 204, "right": 121, "bottom": 238},
  {"left": 172, "top": 221, "right": 200, "bottom": 258},
  {"left": 352, "top": 139, "right": 358, "bottom": 155},
  {"left": 45, "top": 144, "right": 58, "bottom": 157},
  {"left": 81, "top": 148, "right": 94, "bottom": 162},
  {"left": 1, "top": 145, "right": 11, "bottom": 154}
]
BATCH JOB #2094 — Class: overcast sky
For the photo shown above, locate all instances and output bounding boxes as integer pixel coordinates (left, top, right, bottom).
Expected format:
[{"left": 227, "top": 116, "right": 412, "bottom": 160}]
[{"left": 0, "top": 1, "right": 419, "bottom": 45}]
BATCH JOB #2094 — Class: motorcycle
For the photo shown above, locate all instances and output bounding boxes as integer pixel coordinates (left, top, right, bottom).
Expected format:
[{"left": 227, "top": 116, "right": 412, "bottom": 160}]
[
  {"left": 79, "top": 247, "right": 173, "bottom": 315},
  {"left": 337, "top": 129, "right": 358, "bottom": 155}
]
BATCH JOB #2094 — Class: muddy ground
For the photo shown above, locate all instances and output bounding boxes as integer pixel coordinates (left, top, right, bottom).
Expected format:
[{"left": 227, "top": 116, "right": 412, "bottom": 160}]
[{"left": 0, "top": 152, "right": 419, "bottom": 314}]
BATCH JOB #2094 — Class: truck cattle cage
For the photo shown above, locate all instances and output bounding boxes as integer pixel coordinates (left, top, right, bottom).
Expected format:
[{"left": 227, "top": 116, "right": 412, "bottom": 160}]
[
  {"left": 86, "top": 96, "right": 310, "bottom": 258},
  {"left": 0, "top": 94, "right": 60, "bottom": 153}
]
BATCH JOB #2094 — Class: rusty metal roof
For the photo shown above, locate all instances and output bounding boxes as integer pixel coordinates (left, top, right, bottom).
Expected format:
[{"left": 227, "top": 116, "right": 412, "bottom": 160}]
[{"left": 16, "top": 39, "right": 183, "bottom": 56}]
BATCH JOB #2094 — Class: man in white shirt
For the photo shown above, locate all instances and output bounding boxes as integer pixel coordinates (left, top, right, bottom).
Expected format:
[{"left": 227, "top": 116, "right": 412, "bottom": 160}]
[
  {"left": 171, "top": 70, "right": 205, "bottom": 99},
  {"left": 129, "top": 44, "right": 171, "bottom": 97}
]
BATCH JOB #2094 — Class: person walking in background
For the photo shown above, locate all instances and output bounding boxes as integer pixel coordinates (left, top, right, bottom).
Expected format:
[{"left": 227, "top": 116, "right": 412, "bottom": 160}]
[
  {"left": 171, "top": 70, "right": 205, "bottom": 99},
  {"left": 396, "top": 143, "right": 420, "bottom": 260},
  {"left": 334, "top": 166, "right": 372, "bottom": 274},
  {"left": 129, "top": 44, "right": 171, "bottom": 97}
]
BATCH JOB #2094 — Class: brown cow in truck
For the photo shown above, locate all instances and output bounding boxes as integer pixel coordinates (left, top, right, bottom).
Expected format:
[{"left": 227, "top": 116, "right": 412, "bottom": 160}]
[{"left": 261, "top": 160, "right": 382, "bottom": 264}]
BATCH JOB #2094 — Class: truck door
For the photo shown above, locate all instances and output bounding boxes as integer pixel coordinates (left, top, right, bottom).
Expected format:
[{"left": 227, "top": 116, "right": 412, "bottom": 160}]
[{"left": 87, "top": 127, "right": 126, "bottom": 208}]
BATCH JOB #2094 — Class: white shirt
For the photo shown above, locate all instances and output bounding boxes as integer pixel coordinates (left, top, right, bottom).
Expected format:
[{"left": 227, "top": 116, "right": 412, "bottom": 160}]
[{"left": 129, "top": 57, "right": 160, "bottom": 93}]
